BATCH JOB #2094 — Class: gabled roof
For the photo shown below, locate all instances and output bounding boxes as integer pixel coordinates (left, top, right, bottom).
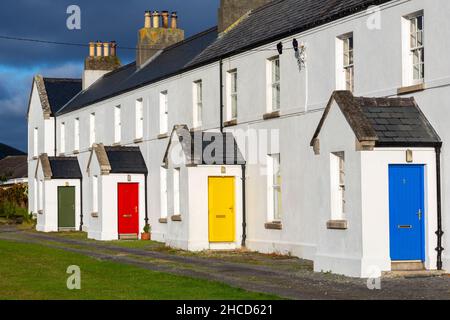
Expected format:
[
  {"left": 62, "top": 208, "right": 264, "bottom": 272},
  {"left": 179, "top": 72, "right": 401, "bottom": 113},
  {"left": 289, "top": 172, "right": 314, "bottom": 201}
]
[
  {"left": 89, "top": 144, "right": 148, "bottom": 175},
  {"left": 57, "top": 27, "right": 218, "bottom": 115},
  {"left": 163, "top": 125, "right": 246, "bottom": 167},
  {"left": 188, "top": 0, "right": 392, "bottom": 67},
  {"left": 39, "top": 154, "right": 82, "bottom": 179},
  {"left": 28, "top": 76, "right": 82, "bottom": 119},
  {"left": 311, "top": 91, "right": 441, "bottom": 148},
  {"left": 0, "top": 143, "right": 25, "bottom": 160},
  {"left": 0, "top": 156, "right": 27, "bottom": 180}
]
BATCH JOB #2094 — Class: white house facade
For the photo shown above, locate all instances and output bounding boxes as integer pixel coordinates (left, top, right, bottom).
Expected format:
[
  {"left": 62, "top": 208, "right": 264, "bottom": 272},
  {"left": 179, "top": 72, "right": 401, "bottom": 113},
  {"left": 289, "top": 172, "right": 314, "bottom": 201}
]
[{"left": 28, "top": 0, "right": 450, "bottom": 277}]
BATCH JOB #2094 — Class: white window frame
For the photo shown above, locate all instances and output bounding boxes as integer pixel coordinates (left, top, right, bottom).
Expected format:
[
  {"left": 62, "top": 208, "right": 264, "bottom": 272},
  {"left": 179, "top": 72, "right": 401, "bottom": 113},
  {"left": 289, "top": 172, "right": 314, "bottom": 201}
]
[
  {"left": 160, "top": 167, "right": 168, "bottom": 218},
  {"left": 38, "top": 180, "right": 44, "bottom": 211},
  {"left": 92, "top": 175, "right": 98, "bottom": 213},
  {"left": 33, "top": 178, "right": 38, "bottom": 213},
  {"left": 226, "top": 69, "right": 238, "bottom": 121},
  {"left": 135, "top": 99, "right": 144, "bottom": 140},
  {"left": 173, "top": 168, "right": 181, "bottom": 215},
  {"left": 402, "top": 12, "right": 425, "bottom": 86},
  {"left": 267, "top": 153, "right": 282, "bottom": 222},
  {"left": 267, "top": 56, "right": 281, "bottom": 112},
  {"left": 114, "top": 106, "right": 121, "bottom": 144},
  {"left": 159, "top": 91, "right": 169, "bottom": 135},
  {"left": 89, "top": 113, "right": 96, "bottom": 146},
  {"left": 60, "top": 122, "right": 66, "bottom": 154},
  {"left": 336, "top": 33, "right": 354, "bottom": 91},
  {"left": 193, "top": 80, "right": 203, "bottom": 128},
  {"left": 74, "top": 118, "right": 80, "bottom": 151},
  {"left": 330, "top": 152, "right": 345, "bottom": 220},
  {"left": 33, "top": 127, "right": 38, "bottom": 158}
]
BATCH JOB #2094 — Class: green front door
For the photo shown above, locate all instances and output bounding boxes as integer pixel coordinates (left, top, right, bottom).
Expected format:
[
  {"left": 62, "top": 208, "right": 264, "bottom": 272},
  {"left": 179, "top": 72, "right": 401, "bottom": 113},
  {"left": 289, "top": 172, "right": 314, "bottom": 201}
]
[{"left": 58, "top": 186, "right": 76, "bottom": 230}]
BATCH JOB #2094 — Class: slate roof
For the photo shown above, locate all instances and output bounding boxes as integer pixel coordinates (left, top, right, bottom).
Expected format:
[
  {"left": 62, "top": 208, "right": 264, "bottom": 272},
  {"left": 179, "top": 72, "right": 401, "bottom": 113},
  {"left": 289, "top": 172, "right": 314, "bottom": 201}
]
[
  {"left": 48, "top": 157, "right": 82, "bottom": 179},
  {"left": 43, "top": 78, "right": 82, "bottom": 115},
  {"left": 163, "top": 125, "right": 246, "bottom": 166},
  {"left": 311, "top": 91, "right": 441, "bottom": 147},
  {"left": 188, "top": 0, "right": 392, "bottom": 67},
  {"left": 57, "top": 27, "right": 218, "bottom": 115},
  {"left": 0, "top": 156, "right": 28, "bottom": 180},
  {"left": 104, "top": 146, "right": 148, "bottom": 174},
  {"left": 0, "top": 143, "right": 25, "bottom": 160}
]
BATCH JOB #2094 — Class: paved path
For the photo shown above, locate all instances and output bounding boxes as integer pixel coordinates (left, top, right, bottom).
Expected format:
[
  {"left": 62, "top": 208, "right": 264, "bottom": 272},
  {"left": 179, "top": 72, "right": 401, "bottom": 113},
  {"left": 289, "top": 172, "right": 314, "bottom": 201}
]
[{"left": 1, "top": 226, "right": 449, "bottom": 300}]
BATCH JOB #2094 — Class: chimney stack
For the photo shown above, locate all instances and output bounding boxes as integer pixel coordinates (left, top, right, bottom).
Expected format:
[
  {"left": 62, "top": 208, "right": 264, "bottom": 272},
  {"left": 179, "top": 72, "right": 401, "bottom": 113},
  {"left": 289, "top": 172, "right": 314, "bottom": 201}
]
[
  {"left": 83, "top": 40, "right": 121, "bottom": 90},
  {"left": 171, "top": 12, "right": 178, "bottom": 29},
  {"left": 136, "top": 9, "right": 184, "bottom": 67},
  {"left": 144, "top": 11, "right": 152, "bottom": 28},
  {"left": 161, "top": 11, "right": 169, "bottom": 28}
]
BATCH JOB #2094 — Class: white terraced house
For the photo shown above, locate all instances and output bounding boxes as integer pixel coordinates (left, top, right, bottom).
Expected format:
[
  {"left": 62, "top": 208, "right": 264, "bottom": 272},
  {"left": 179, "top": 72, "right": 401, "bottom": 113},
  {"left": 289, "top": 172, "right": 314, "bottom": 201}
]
[{"left": 27, "top": 0, "right": 450, "bottom": 278}]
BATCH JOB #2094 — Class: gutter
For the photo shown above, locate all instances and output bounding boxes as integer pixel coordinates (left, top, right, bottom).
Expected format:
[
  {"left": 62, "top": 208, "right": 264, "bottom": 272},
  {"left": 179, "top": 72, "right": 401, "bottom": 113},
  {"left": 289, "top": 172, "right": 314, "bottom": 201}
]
[{"left": 435, "top": 144, "right": 444, "bottom": 270}]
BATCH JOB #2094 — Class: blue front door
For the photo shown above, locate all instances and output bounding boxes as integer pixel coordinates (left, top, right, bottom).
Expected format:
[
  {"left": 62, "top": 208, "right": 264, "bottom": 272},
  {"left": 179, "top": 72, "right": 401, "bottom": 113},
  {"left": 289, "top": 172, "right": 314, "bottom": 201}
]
[{"left": 389, "top": 165, "right": 425, "bottom": 261}]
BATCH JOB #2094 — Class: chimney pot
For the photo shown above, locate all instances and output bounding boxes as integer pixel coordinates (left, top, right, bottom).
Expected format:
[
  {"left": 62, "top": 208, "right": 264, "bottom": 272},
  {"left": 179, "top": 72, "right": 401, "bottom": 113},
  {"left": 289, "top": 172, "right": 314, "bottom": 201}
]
[
  {"left": 103, "top": 42, "right": 110, "bottom": 57},
  {"left": 162, "top": 11, "right": 169, "bottom": 28},
  {"left": 89, "top": 42, "right": 95, "bottom": 57},
  {"left": 152, "top": 11, "right": 160, "bottom": 28},
  {"left": 171, "top": 12, "right": 178, "bottom": 29},
  {"left": 110, "top": 41, "right": 117, "bottom": 57},
  {"left": 144, "top": 11, "right": 151, "bottom": 28},
  {"left": 96, "top": 41, "right": 102, "bottom": 57}
]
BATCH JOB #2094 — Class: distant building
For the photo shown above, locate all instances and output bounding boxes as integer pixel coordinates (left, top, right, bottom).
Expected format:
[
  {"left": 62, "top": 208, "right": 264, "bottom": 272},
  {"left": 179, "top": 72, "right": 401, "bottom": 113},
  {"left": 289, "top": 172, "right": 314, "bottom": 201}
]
[
  {"left": 0, "top": 143, "right": 25, "bottom": 160},
  {"left": 0, "top": 155, "right": 28, "bottom": 187}
]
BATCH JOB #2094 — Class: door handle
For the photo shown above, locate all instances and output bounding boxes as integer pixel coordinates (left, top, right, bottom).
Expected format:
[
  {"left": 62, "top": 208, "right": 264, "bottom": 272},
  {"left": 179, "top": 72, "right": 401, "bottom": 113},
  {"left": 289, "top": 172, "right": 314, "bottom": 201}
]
[{"left": 417, "top": 209, "right": 422, "bottom": 221}]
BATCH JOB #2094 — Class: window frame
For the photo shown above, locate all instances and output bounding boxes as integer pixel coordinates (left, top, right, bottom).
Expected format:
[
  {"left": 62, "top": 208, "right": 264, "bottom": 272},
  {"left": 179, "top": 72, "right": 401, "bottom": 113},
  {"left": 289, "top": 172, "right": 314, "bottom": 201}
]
[
  {"left": 227, "top": 69, "right": 238, "bottom": 121},
  {"left": 268, "top": 56, "right": 281, "bottom": 112},
  {"left": 193, "top": 80, "right": 203, "bottom": 128},
  {"left": 409, "top": 14, "right": 425, "bottom": 84},
  {"left": 135, "top": 99, "right": 144, "bottom": 140},
  {"left": 173, "top": 168, "right": 181, "bottom": 215},
  {"left": 74, "top": 118, "right": 80, "bottom": 151},
  {"left": 60, "top": 122, "right": 66, "bottom": 154},
  {"left": 114, "top": 105, "right": 121, "bottom": 144},
  {"left": 89, "top": 113, "right": 96, "bottom": 147},
  {"left": 159, "top": 91, "right": 169, "bottom": 135},
  {"left": 33, "top": 127, "right": 38, "bottom": 157},
  {"left": 92, "top": 175, "right": 98, "bottom": 213},
  {"left": 330, "top": 152, "right": 346, "bottom": 220},
  {"left": 160, "top": 167, "right": 168, "bottom": 218},
  {"left": 267, "top": 153, "right": 282, "bottom": 222}
]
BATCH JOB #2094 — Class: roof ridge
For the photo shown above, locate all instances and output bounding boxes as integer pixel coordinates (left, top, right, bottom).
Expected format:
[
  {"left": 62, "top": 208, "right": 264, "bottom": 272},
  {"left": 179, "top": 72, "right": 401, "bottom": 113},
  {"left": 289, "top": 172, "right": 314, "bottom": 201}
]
[{"left": 43, "top": 77, "right": 82, "bottom": 82}]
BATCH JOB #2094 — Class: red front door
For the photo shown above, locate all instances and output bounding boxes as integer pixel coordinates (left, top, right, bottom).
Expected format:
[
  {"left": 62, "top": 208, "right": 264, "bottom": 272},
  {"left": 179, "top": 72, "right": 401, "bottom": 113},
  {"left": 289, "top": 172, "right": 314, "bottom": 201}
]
[{"left": 118, "top": 183, "right": 139, "bottom": 236}]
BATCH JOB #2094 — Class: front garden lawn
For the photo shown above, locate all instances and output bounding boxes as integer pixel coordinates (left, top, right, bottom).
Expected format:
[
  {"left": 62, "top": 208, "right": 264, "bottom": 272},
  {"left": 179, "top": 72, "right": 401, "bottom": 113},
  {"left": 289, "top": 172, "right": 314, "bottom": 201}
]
[{"left": 0, "top": 240, "right": 279, "bottom": 300}]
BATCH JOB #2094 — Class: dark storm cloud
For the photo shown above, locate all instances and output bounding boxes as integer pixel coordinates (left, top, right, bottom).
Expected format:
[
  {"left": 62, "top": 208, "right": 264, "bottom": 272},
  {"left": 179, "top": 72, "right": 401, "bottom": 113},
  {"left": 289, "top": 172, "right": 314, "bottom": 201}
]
[{"left": 0, "top": 0, "right": 220, "bottom": 151}]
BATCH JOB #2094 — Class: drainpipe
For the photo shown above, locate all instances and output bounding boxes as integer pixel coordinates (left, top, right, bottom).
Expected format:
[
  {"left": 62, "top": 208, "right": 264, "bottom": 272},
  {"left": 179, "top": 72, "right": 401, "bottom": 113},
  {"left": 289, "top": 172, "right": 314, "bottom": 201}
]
[
  {"left": 79, "top": 178, "right": 83, "bottom": 231},
  {"left": 241, "top": 164, "right": 247, "bottom": 248},
  {"left": 54, "top": 117, "right": 57, "bottom": 156},
  {"left": 435, "top": 144, "right": 444, "bottom": 270},
  {"left": 219, "top": 58, "right": 224, "bottom": 133},
  {"left": 144, "top": 173, "right": 149, "bottom": 226}
]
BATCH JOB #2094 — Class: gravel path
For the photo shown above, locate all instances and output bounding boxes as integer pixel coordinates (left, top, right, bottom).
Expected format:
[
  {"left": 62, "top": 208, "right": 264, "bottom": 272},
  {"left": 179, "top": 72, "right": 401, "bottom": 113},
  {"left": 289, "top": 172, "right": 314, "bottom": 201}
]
[{"left": 1, "top": 226, "right": 449, "bottom": 300}]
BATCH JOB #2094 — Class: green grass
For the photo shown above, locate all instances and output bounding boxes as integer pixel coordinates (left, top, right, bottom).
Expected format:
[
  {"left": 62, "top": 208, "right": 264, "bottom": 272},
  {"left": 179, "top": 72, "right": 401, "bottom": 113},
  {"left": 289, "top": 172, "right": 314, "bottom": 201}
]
[{"left": 0, "top": 240, "right": 279, "bottom": 300}]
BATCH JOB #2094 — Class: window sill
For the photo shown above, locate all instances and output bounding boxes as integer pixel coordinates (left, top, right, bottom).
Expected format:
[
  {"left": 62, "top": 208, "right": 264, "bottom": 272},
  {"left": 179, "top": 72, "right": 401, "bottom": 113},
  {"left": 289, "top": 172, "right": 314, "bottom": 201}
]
[
  {"left": 133, "top": 138, "right": 143, "bottom": 144},
  {"left": 171, "top": 215, "right": 182, "bottom": 222},
  {"left": 397, "top": 83, "right": 425, "bottom": 95},
  {"left": 32, "top": 156, "right": 39, "bottom": 160},
  {"left": 38, "top": 210, "right": 43, "bottom": 215},
  {"left": 157, "top": 133, "right": 169, "bottom": 140},
  {"left": 190, "top": 126, "right": 202, "bottom": 133},
  {"left": 58, "top": 153, "right": 65, "bottom": 157},
  {"left": 112, "top": 142, "right": 121, "bottom": 147},
  {"left": 159, "top": 218, "right": 168, "bottom": 224},
  {"left": 265, "top": 221, "right": 282, "bottom": 230},
  {"left": 224, "top": 119, "right": 237, "bottom": 127},
  {"left": 73, "top": 150, "right": 80, "bottom": 154},
  {"left": 263, "top": 110, "right": 280, "bottom": 120},
  {"left": 326, "top": 220, "right": 348, "bottom": 230},
  {"left": 91, "top": 212, "right": 99, "bottom": 218}
]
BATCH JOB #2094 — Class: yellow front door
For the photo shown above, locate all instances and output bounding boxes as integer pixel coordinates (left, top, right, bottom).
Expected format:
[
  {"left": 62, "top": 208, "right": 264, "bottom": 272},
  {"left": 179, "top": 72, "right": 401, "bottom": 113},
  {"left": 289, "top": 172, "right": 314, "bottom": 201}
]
[{"left": 208, "top": 177, "right": 235, "bottom": 243}]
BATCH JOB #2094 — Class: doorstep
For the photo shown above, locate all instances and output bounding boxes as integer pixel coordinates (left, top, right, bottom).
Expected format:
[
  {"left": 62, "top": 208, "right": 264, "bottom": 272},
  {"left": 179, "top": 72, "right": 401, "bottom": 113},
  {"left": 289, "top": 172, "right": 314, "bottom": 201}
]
[
  {"left": 383, "top": 270, "right": 447, "bottom": 279},
  {"left": 209, "top": 242, "right": 237, "bottom": 250},
  {"left": 391, "top": 260, "right": 424, "bottom": 271}
]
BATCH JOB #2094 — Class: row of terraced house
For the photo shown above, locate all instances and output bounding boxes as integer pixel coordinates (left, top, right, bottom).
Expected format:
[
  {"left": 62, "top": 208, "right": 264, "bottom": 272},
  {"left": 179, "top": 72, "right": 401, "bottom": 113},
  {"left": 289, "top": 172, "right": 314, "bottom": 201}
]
[{"left": 27, "top": 0, "right": 450, "bottom": 277}]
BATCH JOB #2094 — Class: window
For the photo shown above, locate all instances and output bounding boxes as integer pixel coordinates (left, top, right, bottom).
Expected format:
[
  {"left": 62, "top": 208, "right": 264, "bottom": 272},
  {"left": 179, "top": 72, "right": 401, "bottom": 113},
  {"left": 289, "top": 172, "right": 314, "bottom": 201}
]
[
  {"left": 336, "top": 34, "right": 354, "bottom": 91},
  {"left": 227, "top": 70, "right": 238, "bottom": 120},
  {"left": 114, "top": 106, "right": 121, "bottom": 144},
  {"left": 330, "top": 152, "right": 345, "bottom": 220},
  {"left": 33, "top": 127, "right": 38, "bottom": 157},
  {"left": 135, "top": 99, "right": 144, "bottom": 140},
  {"left": 159, "top": 91, "right": 168, "bottom": 134},
  {"left": 60, "top": 122, "right": 66, "bottom": 154},
  {"left": 268, "top": 57, "right": 281, "bottom": 111},
  {"left": 38, "top": 180, "right": 43, "bottom": 211},
  {"left": 74, "top": 118, "right": 80, "bottom": 151},
  {"left": 410, "top": 14, "right": 424, "bottom": 83},
  {"left": 92, "top": 175, "right": 98, "bottom": 213},
  {"left": 267, "top": 154, "right": 282, "bottom": 221},
  {"left": 173, "top": 168, "right": 180, "bottom": 214},
  {"left": 89, "top": 113, "right": 96, "bottom": 146},
  {"left": 193, "top": 80, "right": 203, "bottom": 128},
  {"left": 33, "top": 178, "right": 38, "bottom": 213},
  {"left": 160, "top": 167, "right": 168, "bottom": 218}
]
